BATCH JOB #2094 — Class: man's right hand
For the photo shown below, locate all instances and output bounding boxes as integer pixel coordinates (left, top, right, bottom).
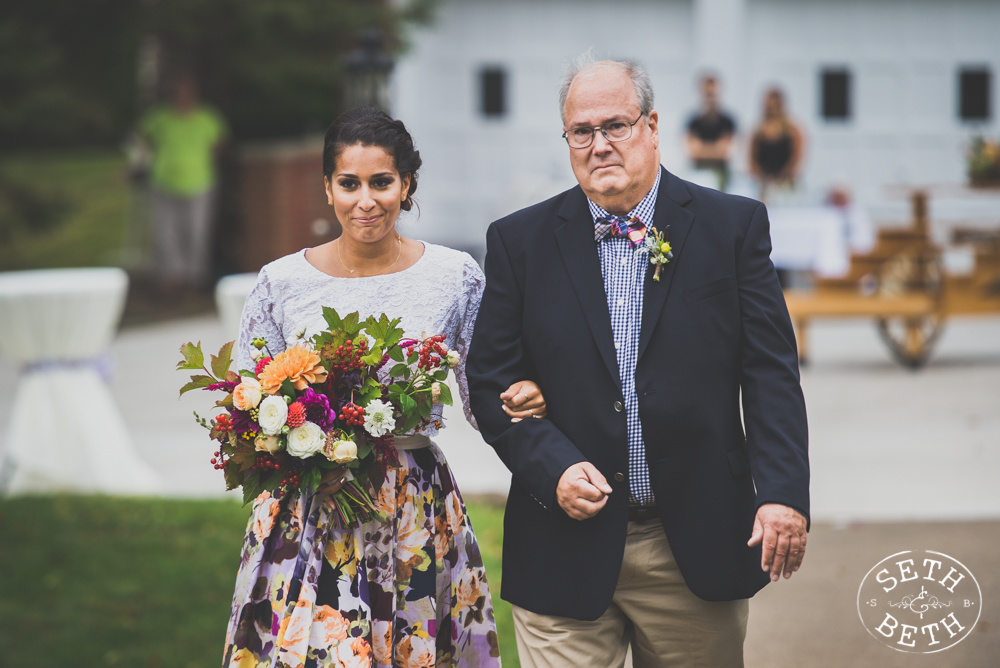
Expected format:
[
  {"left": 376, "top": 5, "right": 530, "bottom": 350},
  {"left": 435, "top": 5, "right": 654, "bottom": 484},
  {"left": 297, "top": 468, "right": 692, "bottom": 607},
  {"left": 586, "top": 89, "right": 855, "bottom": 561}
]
[{"left": 556, "top": 462, "right": 612, "bottom": 520}]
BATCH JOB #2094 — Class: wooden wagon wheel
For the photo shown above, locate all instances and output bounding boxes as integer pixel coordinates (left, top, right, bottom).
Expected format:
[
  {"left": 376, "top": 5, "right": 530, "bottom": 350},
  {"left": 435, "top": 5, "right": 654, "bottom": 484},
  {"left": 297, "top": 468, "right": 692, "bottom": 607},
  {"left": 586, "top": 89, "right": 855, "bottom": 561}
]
[{"left": 875, "top": 252, "right": 945, "bottom": 368}]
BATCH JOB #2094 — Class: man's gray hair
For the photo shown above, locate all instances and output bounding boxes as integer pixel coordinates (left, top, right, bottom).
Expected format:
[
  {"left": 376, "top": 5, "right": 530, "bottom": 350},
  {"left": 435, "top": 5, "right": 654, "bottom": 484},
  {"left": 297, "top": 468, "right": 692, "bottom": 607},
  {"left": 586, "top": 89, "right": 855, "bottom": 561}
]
[{"left": 558, "top": 50, "right": 654, "bottom": 123}]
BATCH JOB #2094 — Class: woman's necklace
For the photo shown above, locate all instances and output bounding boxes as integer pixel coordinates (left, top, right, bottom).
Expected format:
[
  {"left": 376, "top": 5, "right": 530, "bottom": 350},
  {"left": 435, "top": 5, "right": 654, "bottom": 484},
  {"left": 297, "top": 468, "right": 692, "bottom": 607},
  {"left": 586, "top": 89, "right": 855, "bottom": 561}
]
[{"left": 337, "top": 234, "right": 403, "bottom": 277}]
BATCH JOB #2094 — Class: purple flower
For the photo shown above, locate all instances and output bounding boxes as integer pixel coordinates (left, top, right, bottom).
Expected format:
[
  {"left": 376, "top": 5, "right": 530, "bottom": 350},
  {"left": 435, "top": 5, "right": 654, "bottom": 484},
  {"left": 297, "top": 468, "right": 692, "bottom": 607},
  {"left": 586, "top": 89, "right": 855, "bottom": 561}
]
[
  {"left": 207, "top": 381, "right": 238, "bottom": 392},
  {"left": 300, "top": 387, "right": 336, "bottom": 430},
  {"left": 227, "top": 407, "right": 257, "bottom": 434}
]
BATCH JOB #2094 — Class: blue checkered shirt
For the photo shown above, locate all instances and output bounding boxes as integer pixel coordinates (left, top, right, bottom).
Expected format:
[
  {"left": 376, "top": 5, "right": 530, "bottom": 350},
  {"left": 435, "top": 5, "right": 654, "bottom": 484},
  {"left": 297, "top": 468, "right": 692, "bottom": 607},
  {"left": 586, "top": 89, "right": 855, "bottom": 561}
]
[{"left": 587, "top": 169, "right": 660, "bottom": 505}]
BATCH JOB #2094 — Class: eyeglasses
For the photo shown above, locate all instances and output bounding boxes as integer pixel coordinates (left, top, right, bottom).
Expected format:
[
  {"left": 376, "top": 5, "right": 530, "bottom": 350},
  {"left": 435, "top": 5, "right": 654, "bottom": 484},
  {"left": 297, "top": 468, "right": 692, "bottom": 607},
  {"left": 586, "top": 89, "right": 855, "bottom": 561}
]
[{"left": 562, "top": 114, "right": 644, "bottom": 149}]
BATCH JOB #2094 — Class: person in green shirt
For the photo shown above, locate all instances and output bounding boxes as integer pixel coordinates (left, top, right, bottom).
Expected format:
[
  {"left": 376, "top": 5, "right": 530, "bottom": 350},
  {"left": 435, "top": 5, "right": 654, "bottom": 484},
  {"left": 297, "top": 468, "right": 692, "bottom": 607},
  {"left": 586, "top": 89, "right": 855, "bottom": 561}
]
[{"left": 140, "top": 73, "right": 227, "bottom": 289}]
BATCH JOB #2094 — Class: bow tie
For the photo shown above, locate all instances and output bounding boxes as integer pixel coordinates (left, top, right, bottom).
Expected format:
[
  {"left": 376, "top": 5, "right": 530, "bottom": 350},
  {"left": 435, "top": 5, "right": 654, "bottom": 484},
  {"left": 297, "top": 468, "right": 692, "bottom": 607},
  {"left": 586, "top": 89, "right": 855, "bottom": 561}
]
[{"left": 594, "top": 215, "right": 647, "bottom": 248}]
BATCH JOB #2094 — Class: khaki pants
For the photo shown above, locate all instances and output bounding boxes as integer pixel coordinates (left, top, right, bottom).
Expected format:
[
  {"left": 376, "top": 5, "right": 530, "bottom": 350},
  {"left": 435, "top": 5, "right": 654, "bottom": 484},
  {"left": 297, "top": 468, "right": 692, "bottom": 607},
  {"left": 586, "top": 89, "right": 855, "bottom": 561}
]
[{"left": 512, "top": 519, "right": 748, "bottom": 668}]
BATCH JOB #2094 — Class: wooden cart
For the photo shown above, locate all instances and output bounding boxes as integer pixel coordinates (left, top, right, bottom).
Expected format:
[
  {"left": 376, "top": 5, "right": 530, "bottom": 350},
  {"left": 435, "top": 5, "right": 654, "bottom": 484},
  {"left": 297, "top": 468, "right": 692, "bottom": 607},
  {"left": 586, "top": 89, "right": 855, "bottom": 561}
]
[{"left": 783, "top": 191, "right": 1000, "bottom": 368}]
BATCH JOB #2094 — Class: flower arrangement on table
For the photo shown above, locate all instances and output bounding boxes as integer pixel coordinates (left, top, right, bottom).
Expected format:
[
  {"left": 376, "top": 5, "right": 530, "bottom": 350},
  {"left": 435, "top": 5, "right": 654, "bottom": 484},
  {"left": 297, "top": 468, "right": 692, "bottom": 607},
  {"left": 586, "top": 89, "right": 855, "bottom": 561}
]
[
  {"left": 178, "top": 307, "right": 458, "bottom": 527},
  {"left": 968, "top": 136, "right": 1000, "bottom": 187}
]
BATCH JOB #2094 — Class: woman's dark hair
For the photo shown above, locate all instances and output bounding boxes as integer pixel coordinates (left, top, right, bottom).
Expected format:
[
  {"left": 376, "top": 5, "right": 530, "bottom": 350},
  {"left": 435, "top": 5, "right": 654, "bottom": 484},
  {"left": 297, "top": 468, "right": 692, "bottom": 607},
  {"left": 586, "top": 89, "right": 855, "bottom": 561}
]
[{"left": 322, "top": 107, "right": 422, "bottom": 211}]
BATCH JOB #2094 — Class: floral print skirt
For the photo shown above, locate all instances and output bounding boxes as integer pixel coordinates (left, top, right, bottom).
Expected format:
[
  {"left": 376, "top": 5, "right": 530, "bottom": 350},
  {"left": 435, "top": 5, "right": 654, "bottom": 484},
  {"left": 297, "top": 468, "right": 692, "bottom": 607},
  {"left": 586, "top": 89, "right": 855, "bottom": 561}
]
[{"left": 223, "top": 443, "right": 501, "bottom": 668}]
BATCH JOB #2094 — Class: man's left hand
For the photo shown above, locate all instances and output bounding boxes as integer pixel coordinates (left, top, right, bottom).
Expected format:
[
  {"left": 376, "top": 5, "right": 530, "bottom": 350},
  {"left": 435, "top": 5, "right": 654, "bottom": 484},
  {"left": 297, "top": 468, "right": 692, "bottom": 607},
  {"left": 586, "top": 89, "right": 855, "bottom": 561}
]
[{"left": 747, "top": 503, "right": 807, "bottom": 582}]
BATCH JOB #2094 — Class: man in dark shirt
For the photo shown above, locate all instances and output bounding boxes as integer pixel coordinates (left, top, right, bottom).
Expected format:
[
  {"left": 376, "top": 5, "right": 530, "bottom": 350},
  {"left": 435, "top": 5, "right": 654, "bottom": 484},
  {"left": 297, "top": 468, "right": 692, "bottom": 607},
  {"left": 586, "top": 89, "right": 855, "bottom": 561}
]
[{"left": 685, "top": 74, "right": 737, "bottom": 186}]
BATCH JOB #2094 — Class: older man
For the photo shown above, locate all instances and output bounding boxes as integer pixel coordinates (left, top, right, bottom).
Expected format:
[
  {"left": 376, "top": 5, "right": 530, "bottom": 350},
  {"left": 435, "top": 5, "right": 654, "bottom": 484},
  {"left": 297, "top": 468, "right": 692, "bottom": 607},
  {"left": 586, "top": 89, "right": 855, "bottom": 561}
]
[{"left": 466, "top": 54, "right": 809, "bottom": 667}]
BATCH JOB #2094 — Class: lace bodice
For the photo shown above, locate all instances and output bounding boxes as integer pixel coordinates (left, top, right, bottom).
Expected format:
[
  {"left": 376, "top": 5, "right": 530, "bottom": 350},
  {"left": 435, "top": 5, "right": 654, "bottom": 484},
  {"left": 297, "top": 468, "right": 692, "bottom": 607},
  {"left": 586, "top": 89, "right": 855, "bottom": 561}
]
[{"left": 236, "top": 243, "right": 485, "bottom": 434}]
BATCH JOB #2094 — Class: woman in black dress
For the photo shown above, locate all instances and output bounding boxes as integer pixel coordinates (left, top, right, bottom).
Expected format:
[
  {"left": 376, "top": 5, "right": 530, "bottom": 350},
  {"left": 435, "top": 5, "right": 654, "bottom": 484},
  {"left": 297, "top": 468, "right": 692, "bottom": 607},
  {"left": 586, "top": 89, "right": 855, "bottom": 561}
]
[{"left": 749, "top": 87, "right": 805, "bottom": 192}]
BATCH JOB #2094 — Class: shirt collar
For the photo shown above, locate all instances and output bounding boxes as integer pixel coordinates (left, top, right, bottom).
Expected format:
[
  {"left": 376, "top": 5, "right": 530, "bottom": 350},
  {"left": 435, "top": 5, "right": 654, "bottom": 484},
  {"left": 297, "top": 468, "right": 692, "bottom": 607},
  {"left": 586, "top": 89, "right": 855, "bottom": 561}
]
[{"left": 587, "top": 168, "right": 661, "bottom": 225}]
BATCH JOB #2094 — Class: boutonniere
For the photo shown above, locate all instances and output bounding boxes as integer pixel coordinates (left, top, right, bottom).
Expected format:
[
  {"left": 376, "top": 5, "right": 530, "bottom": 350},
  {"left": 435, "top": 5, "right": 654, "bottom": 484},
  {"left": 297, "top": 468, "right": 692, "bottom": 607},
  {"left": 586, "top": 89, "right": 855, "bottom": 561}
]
[{"left": 636, "top": 225, "right": 673, "bottom": 281}]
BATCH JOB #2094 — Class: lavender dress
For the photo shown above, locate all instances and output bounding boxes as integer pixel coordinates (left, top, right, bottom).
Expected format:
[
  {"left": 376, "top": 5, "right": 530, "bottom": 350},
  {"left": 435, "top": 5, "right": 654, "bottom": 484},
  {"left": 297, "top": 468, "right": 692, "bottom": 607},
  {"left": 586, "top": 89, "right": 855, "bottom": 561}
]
[{"left": 223, "top": 243, "right": 501, "bottom": 668}]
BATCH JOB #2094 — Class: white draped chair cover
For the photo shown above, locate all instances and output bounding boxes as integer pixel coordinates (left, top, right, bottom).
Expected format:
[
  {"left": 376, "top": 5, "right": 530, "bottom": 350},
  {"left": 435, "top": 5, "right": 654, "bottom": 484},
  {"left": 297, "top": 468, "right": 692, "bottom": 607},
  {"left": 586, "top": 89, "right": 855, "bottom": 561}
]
[
  {"left": 215, "top": 273, "right": 259, "bottom": 341},
  {"left": 0, "top": 268, "right": 161, "bottom": 494}
]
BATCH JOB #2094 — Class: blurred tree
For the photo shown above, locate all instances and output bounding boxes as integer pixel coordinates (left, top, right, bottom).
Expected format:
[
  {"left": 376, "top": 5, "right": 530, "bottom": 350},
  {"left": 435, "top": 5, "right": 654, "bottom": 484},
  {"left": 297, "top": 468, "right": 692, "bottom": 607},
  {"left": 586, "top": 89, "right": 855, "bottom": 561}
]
[
  {"left": 0, "top": 0, "right": 140, "bottom": 149},
  {"left": 0, "top": 0, "right": 435, "bottom": 149}
]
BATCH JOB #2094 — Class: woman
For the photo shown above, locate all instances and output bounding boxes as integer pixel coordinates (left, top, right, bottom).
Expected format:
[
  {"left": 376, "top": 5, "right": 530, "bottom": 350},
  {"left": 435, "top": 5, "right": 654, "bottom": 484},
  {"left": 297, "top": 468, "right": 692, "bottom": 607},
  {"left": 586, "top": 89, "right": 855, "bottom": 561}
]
[
  {"left": 749, "top": 87, "right": 805, "bottom": 192},
  {"left": 223, "top": 107, "right": 543, "bottom": 667}
]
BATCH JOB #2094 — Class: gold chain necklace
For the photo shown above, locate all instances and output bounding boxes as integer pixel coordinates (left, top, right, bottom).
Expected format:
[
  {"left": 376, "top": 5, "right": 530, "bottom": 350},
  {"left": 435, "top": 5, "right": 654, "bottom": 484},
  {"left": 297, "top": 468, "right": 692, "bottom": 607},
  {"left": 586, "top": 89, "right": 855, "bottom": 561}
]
[{"left": 337, "top": 234, "right": 403, "bottom": 277}]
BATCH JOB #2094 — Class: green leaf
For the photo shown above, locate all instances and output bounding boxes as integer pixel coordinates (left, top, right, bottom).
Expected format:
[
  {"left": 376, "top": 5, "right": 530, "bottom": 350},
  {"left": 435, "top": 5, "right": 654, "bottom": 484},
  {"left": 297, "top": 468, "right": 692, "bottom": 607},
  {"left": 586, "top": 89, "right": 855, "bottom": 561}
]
[
  {"left": 232, "top": 449, "right": 255, "bottom": 472},
  {"left": 433, "top": 369, "right": 448, "bottom": 381},
  {"left": 280, "top": 378, "right": 296, "bottom": 398},
  {"left": 179, "top": 375, "right": 214, "bottom": 397},
  {"left": 417, "top": 398, "right": 431, "bottom": 419},
  {"left": 242, "top": 471, "right": 263, "bottom": 506},
  {"left": 437, "top": 383, "right": 453, "bottom": 406},
  {"left": 356, "top": 438, "right": 372, "bottom": 460},
  {"left": 361, "top": 350, "right": 383, "bottom": 366},
  {"left": 262, "top": 469, "right": 284, "bottom": 492},
  {"left": 358, "top": 385, "right": 382, "bottom": 404},
  {"left": 382, "top": 323, "right": 404, "bottom": 348},
  {"left": 240, "top": 369, "right": 256, "bottom": 378},
  {"left": 215, "top": 394, "right": 234, "bottom": 407},
  {"left": 224, "top": 464, "right": 242, "bottom": 490},
  {"left": 176, "top": 341, "right": 205, "bottom": 371},
  {"left": 342, "top": 311, "right": 361, "bottom": 335},
  {"left": 322, "top": 306, "right": 343, "bottom": 330},
  {"left": 388, "top": 346, "right": 405, "bottom": 363},
  {"left": 210, "top": 341, "right": 235, "bottom": 379},
  {"left": 302, "top": 466, "right": 322, "bottom": 493},
  {"left": 389, "top": 364, "right": 408, "bottom": 378},
  {"left": 398, "top": 392, "right": 416, "bottom": 414},
  {"left": 353, "top": 465, "right": 369, "bottom": 489},
  {"left": 399, "top": 411, "right": 421, "bottom": 433}
]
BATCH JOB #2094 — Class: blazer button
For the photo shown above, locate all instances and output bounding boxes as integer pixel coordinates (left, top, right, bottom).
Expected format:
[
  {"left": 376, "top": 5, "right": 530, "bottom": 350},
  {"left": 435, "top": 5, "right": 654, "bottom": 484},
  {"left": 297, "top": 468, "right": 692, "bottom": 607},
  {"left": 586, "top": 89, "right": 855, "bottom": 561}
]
[
  {"left": 614, "top": 472, "right": 626, "bottom": 483},
  {"left": 614, "top": 400, "right": 624, "bottom": 412}
]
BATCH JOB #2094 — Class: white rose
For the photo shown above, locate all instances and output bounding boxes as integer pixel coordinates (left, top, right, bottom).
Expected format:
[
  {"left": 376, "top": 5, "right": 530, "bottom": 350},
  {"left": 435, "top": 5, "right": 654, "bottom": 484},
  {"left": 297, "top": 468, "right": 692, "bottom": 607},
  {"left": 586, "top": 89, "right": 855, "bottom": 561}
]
[
  {"left": 446, "top": 350, "right": 460, "bottom": 368},
  {"left": 254, "top": 434, "right": 281, "bottom": 454},
  {"left": 431, "top": 382, "right": 442, "bottom": 403},
  {"left": 325, "top": 438, "right": 358, "bottom": 464},
  {"left": 258, "top": 395, "right": 288, "bottom": 436},
  {"left": 249, "top": 346, "right": 263, "bottom": 362},
  {"left": 285, "top": 421, "right": 325, "bottom": 458}
]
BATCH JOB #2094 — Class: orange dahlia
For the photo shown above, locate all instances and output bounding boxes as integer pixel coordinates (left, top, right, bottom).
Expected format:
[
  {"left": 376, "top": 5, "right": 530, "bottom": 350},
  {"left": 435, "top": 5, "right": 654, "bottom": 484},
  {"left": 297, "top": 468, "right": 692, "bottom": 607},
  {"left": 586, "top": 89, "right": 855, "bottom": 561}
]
[{"left": 259, "top": 345, "right": 328, "bottom": 395}]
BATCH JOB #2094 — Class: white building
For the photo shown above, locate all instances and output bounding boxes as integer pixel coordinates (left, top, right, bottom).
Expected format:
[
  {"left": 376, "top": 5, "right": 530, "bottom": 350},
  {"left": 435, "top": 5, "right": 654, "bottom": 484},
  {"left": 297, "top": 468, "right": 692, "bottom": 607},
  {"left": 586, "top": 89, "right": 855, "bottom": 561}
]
[{"left": 393, "top": 0, "right": 999, "bottom": 259}]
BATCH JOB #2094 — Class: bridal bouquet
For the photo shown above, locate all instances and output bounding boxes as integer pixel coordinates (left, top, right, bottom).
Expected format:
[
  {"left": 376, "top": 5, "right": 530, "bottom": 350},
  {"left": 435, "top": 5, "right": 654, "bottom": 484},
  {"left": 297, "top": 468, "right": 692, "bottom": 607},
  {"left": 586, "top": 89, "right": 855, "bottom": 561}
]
[{"left": 178, "top": 307, "right": 457, "bottom": 526}]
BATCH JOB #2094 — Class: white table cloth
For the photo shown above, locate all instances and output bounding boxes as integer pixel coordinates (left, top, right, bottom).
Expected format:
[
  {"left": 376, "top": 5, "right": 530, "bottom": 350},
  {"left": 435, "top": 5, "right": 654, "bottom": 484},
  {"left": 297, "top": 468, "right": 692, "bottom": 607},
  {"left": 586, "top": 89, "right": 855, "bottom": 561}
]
[
  {"left": 768, "top": 206, "right": 852, "bottom": 277},
  {"left": 215, "top": 273, "right": 260, "bottom": 341},
  {"left": 0, "top": 268, "right": 161, "bottom": 494}
]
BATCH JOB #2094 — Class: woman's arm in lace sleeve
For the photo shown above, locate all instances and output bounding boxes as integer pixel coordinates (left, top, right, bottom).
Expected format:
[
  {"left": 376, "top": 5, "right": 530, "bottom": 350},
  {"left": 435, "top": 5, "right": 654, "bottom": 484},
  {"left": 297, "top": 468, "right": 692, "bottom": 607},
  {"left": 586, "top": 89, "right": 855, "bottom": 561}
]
[
  {"left": 455, "top": 256, "right": 486, "bottom": 430},
  {"left": 235, "top": 269, "right": 287, "bottom": 372}
]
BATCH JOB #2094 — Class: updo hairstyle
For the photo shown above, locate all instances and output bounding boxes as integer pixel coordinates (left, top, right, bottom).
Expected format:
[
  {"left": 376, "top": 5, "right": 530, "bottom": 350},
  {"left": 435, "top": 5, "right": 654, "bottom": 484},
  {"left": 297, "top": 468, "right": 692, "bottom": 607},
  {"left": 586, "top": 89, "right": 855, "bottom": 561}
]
[{"left": 322, "top": 107, "right": 422, "bottom": 211}]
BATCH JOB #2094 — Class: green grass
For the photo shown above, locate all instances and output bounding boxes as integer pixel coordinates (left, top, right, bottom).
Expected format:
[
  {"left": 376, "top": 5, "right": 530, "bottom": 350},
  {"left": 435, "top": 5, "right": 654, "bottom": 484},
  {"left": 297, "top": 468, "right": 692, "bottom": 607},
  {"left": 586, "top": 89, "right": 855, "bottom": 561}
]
[
  {"left": 0, "top": 495, "right": 517, "bottom": 668},
  {"left": 0, "top": 151, "right": 132, "bottom": 271}
]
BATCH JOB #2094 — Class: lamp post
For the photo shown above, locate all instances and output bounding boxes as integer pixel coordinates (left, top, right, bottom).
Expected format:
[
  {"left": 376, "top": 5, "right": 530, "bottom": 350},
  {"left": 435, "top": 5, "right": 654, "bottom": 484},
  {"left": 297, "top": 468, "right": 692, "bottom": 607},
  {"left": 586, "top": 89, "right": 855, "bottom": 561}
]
[{"left": 345, "top": 28, "right": 394, "bottom": 112}]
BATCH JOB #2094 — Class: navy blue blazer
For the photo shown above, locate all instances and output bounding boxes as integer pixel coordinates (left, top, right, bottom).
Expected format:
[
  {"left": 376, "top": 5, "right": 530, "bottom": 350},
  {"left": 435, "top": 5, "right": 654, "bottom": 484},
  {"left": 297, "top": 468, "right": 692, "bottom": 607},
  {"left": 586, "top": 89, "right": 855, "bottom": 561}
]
[{"left": 466, "top": 168, "right": 809, "bottom": 620}]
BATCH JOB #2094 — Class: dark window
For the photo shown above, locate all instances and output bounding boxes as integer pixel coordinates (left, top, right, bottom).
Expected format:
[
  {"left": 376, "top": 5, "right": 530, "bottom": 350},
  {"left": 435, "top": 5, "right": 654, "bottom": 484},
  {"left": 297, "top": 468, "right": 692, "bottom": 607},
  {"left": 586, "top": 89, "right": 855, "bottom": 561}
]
[
  {"left": 821, "top": 68, "right": 851, "bottom": 120},
  {"left": 959, "top": 68, "right": 991, "bottom": 121},
  {"left": 480, "top": 67, "right": 506, "bottom": 117}
]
